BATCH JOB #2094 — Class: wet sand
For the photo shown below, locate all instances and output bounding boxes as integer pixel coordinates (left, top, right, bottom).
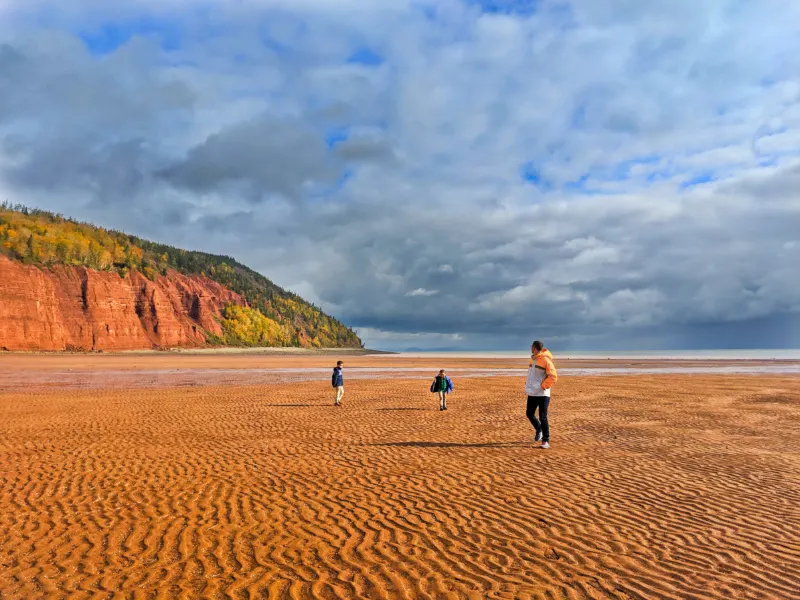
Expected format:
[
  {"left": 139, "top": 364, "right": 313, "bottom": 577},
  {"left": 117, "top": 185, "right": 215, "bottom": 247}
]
[
  {"left": 1, "top": 358, "right": 799, "bottom": 599},
  {"left": 2, "top": 352, "right": 799, "bottom": 372},
  {"left": 2, "top": 353, "right": 799, "bottom": 393}
]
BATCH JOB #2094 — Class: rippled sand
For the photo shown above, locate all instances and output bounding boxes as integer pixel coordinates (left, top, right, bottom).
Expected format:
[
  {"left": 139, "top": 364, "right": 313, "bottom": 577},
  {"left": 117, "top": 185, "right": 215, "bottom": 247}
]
[{"left": 1, "top": 357, "right": 799, "bottom": 599}]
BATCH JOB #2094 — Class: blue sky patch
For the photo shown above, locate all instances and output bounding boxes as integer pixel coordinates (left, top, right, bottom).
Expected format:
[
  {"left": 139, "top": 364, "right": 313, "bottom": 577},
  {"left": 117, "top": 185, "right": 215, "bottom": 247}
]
[
  {"left": 347, "top": 48, "right": 384, "bottom": 67},
  {"left": 325, "top": 127, "right": 350, "bottom": 148},
  {"left": 646, "top": 169, "right": 673, "bottom": 183},
  {"left": 78, "top": 18, "right": 182, "bottom": 55},
  {"left": 336, "top": 169, "right": 354, "bottom": 189},
  {"left": 466, "top": 0, "right": 540, "bottom": 16},
  {"left": 520, "top": 161, "right": 552, "bottom": 190},
  {"left": 259, "top": 30, "right": 291, "bottom": 56},
  {"left": 563, "top": 174, "right": 589, "bottom": 192},
  {"left": 608, "top": 155, "right": 661, "bottom": 181},
  {"left": 569, "top": 155, "right": 662, "bottom": 187},
  {"left": 680, "top": 172, "right": 716, "bottom": 189},
  {"left": 759, "top": 157, "right": 778, "bottom": 167}
]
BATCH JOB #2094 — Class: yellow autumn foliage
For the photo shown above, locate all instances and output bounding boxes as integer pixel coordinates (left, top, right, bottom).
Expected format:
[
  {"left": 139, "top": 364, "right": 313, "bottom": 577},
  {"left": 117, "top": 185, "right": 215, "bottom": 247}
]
[
  {"left": 218, "top": 305, "right": 290, "bottom": 346},
  {"left": 0, "top": 204, "right": 141, "bottom": 272}
]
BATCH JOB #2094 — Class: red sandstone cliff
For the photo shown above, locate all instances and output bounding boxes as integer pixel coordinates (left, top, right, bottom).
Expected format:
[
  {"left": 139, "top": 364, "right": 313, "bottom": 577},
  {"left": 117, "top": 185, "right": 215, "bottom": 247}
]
[{"left": 0, "top": 255, "right": 245, "bottom": 351}]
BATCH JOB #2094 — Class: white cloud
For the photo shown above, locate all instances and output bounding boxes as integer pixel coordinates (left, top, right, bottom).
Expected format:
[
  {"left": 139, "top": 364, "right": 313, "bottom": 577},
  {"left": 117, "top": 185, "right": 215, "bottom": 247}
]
[{"left": 406, "top": 288, "right": 439, "bottom": 297}]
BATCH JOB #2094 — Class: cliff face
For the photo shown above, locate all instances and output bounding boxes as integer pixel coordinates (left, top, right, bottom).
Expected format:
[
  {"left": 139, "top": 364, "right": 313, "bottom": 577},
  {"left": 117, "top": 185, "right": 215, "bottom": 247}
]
[{"left": 0, "top": 255, "right": 245, "bottom": 351}]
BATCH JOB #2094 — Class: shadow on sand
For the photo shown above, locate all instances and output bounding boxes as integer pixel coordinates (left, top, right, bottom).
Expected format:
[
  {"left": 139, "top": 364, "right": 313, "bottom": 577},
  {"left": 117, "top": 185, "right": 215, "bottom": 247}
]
[
  {"left": 373, "top": 441, "right": 526, "bottom": 448},
  {"left": 376, "top": 407, "right": 430, "bottom": 411}
]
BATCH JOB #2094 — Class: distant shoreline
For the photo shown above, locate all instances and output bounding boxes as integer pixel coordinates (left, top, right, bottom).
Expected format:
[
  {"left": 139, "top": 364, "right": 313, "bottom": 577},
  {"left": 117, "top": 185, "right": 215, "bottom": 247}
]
[
  {"left": 386, "top": 349, "right": 800, "bottom": 360},
  {"left": 3, "top": 348, "right": 799, "bottom": 360},
  {"left": 0, "top": 347, "right": 396, "bottom": 356}
]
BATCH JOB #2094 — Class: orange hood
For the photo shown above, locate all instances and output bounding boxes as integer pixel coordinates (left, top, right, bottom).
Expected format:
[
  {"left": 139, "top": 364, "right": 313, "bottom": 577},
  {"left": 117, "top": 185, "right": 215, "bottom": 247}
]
[{"left": 530, "top": 348, "right": 553, "bottom": 366}]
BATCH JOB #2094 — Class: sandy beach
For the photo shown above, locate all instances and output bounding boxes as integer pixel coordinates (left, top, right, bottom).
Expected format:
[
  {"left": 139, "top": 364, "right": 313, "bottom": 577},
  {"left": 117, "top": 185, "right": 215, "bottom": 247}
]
[{"left": 1, "top": 355, "right": 799, "bottom": 599}]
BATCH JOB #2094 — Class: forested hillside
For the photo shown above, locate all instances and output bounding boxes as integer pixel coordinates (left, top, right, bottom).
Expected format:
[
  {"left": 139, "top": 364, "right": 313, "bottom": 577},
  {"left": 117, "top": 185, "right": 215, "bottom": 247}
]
[{"left": 0, "top": 203, "right": 362, "bottom": 349}]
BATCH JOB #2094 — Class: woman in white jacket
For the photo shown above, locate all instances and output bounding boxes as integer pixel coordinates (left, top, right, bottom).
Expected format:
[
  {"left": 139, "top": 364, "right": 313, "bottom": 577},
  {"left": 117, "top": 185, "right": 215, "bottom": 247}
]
[{"left": 525, "top": 341, "right": 558, "bottom": 448}]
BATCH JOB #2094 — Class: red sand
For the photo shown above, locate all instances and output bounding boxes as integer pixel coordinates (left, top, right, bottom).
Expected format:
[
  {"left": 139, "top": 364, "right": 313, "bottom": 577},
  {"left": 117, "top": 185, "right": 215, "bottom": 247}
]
[{"left": 1, "top": 356, "right": 799, "bottom": 599}]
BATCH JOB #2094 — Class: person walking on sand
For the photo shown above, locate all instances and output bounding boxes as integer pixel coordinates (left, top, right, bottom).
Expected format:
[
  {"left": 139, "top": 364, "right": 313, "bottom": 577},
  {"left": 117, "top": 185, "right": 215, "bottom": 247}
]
[
  {"left": 430, "top": 369, "right": 454, "bottom": 411},
  {"left": 332, "top": 360, "right": 344, "bottom": 407},
  {"left": 525, "top": 341, "right": 557, "bottom": 449}
]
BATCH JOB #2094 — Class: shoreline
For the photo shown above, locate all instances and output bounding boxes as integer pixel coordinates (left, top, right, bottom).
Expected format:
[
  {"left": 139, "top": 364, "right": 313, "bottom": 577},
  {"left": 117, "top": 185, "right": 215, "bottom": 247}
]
[
  {"left": 0, "top": 346, "right": 394, "bottom": 356},
  {"left": 4, "top": 347, "right": 799, "bottom": 360},
  {"left": 2, "top": 353, "right": 798, "bottom": 370}
]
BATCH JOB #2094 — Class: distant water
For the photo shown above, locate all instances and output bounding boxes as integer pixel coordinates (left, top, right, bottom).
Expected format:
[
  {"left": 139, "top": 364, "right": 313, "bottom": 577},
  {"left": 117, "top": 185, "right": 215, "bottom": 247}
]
[
  {"left": 391, "top": 350, "right": 800, "bottom": 360},
  {"left": 3, "top": 363, "right": 799, "bottom": 391}
]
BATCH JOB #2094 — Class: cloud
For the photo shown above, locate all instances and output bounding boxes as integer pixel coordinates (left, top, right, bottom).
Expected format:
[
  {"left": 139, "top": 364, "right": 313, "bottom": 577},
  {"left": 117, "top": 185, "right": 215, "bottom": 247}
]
[
  {"left": 159, "top": 115, "right": 342, "bottom": 201},
  {"left": 406, "top": 288, "right": 439, "bottom": 297},
  {"left": 1, "top": 0, "right": 800, "bottom": 350}
]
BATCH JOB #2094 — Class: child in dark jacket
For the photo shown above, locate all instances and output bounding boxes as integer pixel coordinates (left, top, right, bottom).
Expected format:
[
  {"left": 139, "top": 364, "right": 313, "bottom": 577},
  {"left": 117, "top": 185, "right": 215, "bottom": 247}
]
[
  {"left": 430, "top": 369, "right": 454, "bottom": 411},
  {"left": 332, "top": 361, "right": 344, "bottom": 406}
]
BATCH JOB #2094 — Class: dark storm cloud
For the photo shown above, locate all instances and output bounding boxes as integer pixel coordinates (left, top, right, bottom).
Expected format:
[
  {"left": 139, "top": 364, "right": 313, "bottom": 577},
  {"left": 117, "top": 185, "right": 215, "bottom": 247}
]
[
  {"left": 332, "top": 133, "right": 396, "bottom": 163},
  {"left": 0, "top": 32, "right": 194, "bottom": 210},
  {"left": 159, "top": 116, "right": 341, "bottom": 201},
  {"left": 4, "top": 137, "right": 150, "bottom": 196}
]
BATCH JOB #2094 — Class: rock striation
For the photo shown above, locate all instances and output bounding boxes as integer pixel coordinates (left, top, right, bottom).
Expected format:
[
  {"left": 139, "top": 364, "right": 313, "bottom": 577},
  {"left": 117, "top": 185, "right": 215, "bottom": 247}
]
[{"left": 0, "top": 255, "right": 244, "bottom": 351}]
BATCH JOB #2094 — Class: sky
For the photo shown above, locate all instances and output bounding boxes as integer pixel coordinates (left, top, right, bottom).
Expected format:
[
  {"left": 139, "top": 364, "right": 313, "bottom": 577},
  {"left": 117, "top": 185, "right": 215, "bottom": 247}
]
[{"left": 1, "top": 0, "right": 799, "bottom": 351}]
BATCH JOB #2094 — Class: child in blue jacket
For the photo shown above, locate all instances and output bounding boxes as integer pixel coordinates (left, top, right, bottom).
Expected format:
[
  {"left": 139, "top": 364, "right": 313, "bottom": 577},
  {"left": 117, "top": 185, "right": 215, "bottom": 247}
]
[
  {"left": 430, "top": 369, "right": 454, "bottom": 411},
  {"left": 332, "top": 361, "right": 344, "bottom": 406}
]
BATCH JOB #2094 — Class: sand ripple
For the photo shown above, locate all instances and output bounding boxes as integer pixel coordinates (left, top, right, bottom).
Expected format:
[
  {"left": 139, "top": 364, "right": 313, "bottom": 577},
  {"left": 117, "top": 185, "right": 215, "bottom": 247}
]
[{"left": 1, "top": 374, "right": 799, "bottom": 599}]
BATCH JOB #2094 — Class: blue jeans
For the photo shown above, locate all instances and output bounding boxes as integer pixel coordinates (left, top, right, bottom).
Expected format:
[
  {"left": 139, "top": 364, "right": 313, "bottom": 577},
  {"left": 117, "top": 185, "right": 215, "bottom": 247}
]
[{"left": 526, "top": 395, "right": 550, "bottom": 442}]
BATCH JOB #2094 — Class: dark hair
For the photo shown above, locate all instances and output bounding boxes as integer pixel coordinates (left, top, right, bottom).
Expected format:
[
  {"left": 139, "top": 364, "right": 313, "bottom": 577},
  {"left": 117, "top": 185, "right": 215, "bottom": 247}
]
[
  {"left": 439, "top": 369, "right": 445, "bottom": 374},
  {"left": 532, "top": 340, "right": 544, "bottom": 351},
  {"left": 337, "top": 361, "right": 344, "bottom": 366}
]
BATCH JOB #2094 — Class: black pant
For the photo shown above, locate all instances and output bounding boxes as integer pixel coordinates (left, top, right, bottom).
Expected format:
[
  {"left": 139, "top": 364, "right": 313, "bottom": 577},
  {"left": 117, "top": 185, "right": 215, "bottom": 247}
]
[{"left": 526, "top": 395, "right": 550, "bottom": 442}]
